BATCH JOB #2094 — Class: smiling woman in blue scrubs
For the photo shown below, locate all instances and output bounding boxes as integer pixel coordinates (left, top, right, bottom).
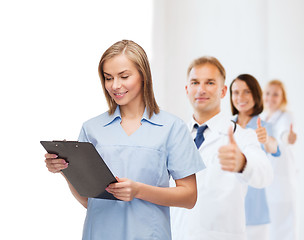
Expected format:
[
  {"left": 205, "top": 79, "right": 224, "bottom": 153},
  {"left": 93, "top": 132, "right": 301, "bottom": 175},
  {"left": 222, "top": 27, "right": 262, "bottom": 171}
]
[
  {"left": 44, "top": 40, "right": 205, "bottom": 240},
  {"left": 230, "top": 74, "right": 280, "bottom": 240}
]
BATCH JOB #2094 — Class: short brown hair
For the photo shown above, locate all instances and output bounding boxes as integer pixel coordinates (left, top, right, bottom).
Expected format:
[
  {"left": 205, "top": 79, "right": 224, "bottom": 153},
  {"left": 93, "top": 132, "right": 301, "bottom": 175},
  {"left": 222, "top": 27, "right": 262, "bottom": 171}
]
[
  {"left": 265, "top": 79, "right": 288, "bottom": 111},
  {"left": 230, "top": 74, "right": 263, "bottom": 116},
  {"left": 98, "top": 40, "right": 159, "bottom": 118},
  {"left": 187, "top": 56, "right": 226, "bottom": 81}
]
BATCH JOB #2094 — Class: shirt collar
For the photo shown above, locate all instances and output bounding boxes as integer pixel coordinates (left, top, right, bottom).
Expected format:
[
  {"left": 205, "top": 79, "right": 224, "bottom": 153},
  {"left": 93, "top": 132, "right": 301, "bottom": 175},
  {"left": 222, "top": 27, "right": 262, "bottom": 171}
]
[
  {"left": 141, "top": 108, "right": 163, "bottom": 126},
  {"left": 190, "top": 112, "right": 224, "bottom": 133},
  {"left": 103, "top": 106, "right": 163, "bottom": 127},
  {"left": 247, "top": 115, "right": 259, "bottom": 128},
  {"left": 261, "top": 110, "right": 283, "bottom": 123},
  {"left": 103, "top": 107, "right": 122, "bottom": 127},
  {"left": 232, "top": 114, "right": 259, "bottom": 128},
  {"left": 232, "top": 115, "right": 238, "bottom": 122}
]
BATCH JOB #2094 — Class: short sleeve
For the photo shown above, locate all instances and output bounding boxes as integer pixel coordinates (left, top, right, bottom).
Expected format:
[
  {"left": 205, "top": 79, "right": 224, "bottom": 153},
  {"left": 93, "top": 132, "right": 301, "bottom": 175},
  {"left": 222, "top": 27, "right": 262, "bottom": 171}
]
[
  {"left": 78, "top": 125, "right": 89, "bottom": 142},
  {"left": 166, "top": 119, "right": 205, "bottom": 180}
]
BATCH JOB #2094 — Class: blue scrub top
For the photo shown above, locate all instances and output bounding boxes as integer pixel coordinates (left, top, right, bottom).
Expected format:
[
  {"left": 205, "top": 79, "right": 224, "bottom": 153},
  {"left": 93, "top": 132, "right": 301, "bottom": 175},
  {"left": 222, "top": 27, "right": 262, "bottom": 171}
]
[
  {"left": 78, "top": 107, "right": 205, "bottom": 240},
  {"left": 233, "top": 115, "right": 280, "bottom": 225}
]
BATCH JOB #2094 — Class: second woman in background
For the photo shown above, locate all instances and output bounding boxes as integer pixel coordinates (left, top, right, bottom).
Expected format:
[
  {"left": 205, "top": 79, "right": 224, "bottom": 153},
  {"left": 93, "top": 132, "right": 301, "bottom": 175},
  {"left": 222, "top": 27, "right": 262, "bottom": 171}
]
[
  {"left": 262, "top": 80, "right": 298, "bottom": 240},
  {"left": 229, "top": 74, "right": 280, "bottom": 240}
]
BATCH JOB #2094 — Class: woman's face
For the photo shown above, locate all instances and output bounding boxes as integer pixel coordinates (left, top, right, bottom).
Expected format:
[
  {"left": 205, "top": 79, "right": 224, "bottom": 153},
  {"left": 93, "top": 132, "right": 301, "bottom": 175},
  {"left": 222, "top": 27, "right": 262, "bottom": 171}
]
[
  {"left": 103, "top": 54, "right": 143, "bottom": 108},
  {"left": 231, "top": 79, "right": 255, "bottom": 115},
  {"left": 263, "top": 84, "right": 283, "bottom": 111}
]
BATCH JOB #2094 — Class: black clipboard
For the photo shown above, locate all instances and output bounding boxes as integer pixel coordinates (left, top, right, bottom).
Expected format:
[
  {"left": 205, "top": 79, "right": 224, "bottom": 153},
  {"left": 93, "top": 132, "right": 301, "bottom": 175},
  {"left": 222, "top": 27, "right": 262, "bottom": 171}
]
[{"left": 40, "top": 140, "right": 119, "bottom": 200}]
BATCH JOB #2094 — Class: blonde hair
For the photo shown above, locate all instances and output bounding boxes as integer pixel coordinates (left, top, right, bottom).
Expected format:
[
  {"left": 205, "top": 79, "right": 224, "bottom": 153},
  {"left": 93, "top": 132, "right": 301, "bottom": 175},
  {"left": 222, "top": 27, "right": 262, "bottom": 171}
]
[
  {"left": 265, "top": 79, "right": 288, "bottom": 111},
  {"left": 98, "top": 40, "right": 159, "bottom": 118},
  {"left": 187, "top": 56, "right": 226, "bottom": 81}
]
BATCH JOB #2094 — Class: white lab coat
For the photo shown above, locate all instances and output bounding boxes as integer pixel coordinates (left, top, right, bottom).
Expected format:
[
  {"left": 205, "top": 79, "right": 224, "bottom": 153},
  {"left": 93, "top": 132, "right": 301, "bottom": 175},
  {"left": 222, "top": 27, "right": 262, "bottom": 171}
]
[
  {"left": 171, "top": 112, "right": 273, "bottom": 240},
  {"left": 261, "top": 110, "right": 299, "bottom": 240}
]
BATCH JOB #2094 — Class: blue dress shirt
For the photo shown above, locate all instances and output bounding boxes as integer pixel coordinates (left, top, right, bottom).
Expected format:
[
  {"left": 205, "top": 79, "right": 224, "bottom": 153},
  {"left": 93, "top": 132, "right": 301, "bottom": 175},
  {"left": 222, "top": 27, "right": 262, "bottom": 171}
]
[
  {"left": 78, "top": 107, "right": 205, "bottom": 239},
  {"left": 233, "top": 115, "right": 280, "bottom": 226}
]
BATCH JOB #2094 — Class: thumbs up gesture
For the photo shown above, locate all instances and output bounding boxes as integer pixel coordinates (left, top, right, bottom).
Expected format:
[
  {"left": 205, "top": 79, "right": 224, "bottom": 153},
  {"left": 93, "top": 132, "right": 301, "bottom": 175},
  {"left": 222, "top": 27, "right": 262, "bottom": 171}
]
[
  {"left": 288, "top": 123, "right": 297, "bottom": 144},
  {"left": 255, "top": 117, "right": 268, "bottom": 144},
  {"left": 218, "top": 126, "right": 246, "bottom": 172}
]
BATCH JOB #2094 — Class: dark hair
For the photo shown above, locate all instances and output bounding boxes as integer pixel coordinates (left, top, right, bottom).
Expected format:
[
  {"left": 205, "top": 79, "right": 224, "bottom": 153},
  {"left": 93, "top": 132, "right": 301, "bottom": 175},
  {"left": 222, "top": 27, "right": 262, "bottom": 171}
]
[
  {"left": 230, "top": 74, "right": 263, "bottom": 116},
  {"left": 98, "top": 40, "right": 159, "bottom": 118}
]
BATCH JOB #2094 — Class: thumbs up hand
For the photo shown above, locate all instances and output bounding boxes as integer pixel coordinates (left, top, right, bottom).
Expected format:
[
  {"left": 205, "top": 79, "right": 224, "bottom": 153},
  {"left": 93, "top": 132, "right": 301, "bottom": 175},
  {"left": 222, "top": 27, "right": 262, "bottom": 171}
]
[
  {"left": 255, "top": 117, "right": 268, "bottom": 144},
  {"left": 288, "top": 123, "right": 297, "bottom": 144},
  {"left": 218, "top": 126, "right": 246, "bottom": 172}
]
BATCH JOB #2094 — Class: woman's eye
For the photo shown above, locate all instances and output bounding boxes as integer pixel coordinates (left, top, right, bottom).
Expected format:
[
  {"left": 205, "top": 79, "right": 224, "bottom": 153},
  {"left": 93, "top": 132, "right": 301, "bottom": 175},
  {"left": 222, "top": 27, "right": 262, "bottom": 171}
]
[
  {"left": 104, "top": 76, "right": 113, "bottom": 81},
  {"left": 121, "top": 76, "right": 129, "bottom": 79}
]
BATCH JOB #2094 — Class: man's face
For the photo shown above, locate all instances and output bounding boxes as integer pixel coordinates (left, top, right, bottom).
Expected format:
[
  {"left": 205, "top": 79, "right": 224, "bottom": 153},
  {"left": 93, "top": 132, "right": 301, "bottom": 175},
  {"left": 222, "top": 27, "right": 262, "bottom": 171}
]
[{"left": 185, "top": 63, "right": 227, "bottom": 116}]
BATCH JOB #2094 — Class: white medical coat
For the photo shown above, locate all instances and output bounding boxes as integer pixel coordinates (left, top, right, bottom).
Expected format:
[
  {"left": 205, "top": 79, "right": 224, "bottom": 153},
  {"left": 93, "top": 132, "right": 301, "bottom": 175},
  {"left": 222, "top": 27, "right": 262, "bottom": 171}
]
[
  {"left": 171, "top": 112, "right": 273, "bottom": 240},
  {"left": 261, "top": 110, "right": 299, "bottom": 240}
]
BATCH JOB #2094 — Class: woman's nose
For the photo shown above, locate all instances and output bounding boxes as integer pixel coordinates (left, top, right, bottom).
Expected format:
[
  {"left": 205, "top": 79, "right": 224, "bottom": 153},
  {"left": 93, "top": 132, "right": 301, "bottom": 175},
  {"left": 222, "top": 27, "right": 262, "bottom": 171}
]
[
  {"left": 238, "top": 92, "right": 245, "bottom": 99},
  {"left": 112, "top": 78, "right": 121, "bottom": 89}
]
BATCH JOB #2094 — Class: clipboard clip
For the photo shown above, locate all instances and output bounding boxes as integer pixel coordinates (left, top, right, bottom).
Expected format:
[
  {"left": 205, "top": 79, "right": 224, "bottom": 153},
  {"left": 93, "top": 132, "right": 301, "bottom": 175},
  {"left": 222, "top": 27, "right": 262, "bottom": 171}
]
[{"left": 52, "top": 139, "right": 67, "bottom": 142}]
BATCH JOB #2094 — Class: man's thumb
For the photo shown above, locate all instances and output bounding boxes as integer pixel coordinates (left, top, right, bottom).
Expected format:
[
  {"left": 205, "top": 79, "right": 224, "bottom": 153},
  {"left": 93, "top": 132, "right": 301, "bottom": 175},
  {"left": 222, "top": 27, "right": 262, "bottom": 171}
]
[{"left": 228, "top": 125, "right": 236, "bottom": 144}]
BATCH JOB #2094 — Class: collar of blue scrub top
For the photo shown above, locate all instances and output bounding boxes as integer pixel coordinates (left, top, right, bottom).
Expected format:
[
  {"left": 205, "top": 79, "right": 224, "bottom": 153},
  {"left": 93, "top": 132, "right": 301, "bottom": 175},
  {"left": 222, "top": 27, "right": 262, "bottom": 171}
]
[
  {"left": 232, "top": 115, "right": 238, "bottom": 123},
  {"left": 103, "top": 106, "right": 163, "bottom": 127},
  {"left": 247, "top": 115, "right": 260, "bottom": 128},
  {"left": 232, "top": 114, "right": 260, "bottom": 129}
]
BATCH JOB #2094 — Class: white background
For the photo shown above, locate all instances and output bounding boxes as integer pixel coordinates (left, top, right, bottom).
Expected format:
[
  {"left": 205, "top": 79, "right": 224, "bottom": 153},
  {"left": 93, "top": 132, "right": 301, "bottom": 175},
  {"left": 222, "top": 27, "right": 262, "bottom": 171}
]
[
  {"left": 1, "top": 1, "right": 303, "bottom": 239},
  {"left": 0, "top": 1, "right": 152, "bottom": 239}
]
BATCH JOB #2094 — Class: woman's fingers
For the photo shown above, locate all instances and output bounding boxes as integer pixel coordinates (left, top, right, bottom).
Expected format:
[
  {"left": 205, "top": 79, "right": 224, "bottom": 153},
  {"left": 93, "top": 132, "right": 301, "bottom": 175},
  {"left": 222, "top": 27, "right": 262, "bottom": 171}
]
[
  {"left": 45, "top": 157, "right": 68, "bottom": 173},
  {"left": 106, "top": 178, "right": 138, "bottom": 201},
  {"left": 45, "top": 153, "right": 58, "bottom": 159}
]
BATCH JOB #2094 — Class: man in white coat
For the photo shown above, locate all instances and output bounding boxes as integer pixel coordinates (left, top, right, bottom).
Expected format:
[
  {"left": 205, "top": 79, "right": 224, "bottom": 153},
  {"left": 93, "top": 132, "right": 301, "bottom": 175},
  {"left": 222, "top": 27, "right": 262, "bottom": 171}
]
[{"left": 170, "top": 56, "right": 273, "bottom": 240}]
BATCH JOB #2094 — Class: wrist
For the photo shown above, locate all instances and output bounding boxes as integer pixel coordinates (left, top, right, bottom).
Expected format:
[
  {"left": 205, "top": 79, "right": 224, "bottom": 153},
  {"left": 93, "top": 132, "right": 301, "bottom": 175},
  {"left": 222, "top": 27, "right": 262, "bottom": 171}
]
[
  {"left": 134, "top": 181, "right": 142, "bottom": 199},
  {"left": 265, "top": 135, "right": 270, "bottom": 144}
]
